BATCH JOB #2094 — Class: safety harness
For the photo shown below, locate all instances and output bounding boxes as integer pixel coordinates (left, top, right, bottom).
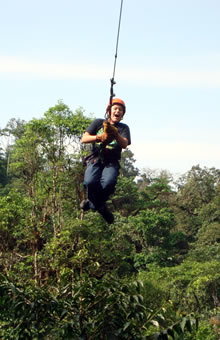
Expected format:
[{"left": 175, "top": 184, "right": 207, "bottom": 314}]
[{"left": 84, "top": 0, "right": 124, "bottom": 166}]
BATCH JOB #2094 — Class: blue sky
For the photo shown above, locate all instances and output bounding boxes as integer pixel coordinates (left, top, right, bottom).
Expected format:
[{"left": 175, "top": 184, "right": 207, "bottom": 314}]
[{"left": 1, "top": 0, "right": 220, "bottom": 175}]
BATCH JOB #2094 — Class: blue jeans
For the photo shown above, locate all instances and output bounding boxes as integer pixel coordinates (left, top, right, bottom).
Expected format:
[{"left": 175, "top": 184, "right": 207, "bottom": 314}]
[{"left": 84, "top": 158, "right": 120, "bottom": 210}]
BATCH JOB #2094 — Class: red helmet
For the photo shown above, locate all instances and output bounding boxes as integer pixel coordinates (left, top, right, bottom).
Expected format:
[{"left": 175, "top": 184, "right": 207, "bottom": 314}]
[{"left": 106, "top": 98, "right": 126, "bottom": 114}]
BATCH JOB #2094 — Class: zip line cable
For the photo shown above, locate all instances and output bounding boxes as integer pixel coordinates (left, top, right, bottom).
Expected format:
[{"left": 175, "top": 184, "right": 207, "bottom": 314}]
[{"left": 109, "top": 0, "right": 124, "bottom": 106}]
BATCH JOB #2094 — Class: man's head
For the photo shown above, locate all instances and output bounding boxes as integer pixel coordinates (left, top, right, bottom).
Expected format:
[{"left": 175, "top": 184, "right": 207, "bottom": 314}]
[{"left": 106, "top": 98, "right": 126, "bottom": 124}]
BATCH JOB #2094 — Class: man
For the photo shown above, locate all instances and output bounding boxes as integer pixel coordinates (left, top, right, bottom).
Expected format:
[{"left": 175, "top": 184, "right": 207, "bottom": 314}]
[{"left": 81, "top": 98, "right": 131, "bottom": 224}]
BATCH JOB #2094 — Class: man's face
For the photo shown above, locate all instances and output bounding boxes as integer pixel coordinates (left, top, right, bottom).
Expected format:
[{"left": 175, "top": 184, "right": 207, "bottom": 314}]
[{"left": 109, "top": 104, "right": 124, "bottom": 124}]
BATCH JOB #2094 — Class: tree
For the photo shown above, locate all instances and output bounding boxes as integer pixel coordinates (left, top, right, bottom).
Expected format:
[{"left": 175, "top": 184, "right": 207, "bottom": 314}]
[
  {"left": 138, "top": 169, "right": 174, "bottom": 210},
  {"left": 5, "top": 102, "right": 91, "bottom": 284},
  {"left": 120, "top": 148, "right": 139, "bottom": 178},
  {"left": 1, "top": 103, "right": 220, "bottom": 340},
  {"left": 0, "top": 118, "right": 26, "bottom": 180},
  {"left": 0, "top": 151, "right": 7, "bottom": 188},
  {"left": 174, "top": 165, "right": 220, "bottom": 240}
]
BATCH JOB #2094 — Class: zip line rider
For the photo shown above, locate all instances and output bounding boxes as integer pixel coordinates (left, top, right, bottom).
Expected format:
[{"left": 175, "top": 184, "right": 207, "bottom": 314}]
[{"left": 80, "top": 98, "right": 131, "bottom": 224}]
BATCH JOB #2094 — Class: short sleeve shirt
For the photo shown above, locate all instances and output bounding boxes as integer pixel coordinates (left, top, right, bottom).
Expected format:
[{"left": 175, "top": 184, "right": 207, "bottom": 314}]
[{"left": 86, "top": 119, "right": 131, "bottom": 162}]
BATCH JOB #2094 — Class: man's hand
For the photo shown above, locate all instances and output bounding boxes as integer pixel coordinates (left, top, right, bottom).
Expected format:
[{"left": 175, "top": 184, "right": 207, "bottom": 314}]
[
  {"left": 103, "top": 121, "right": 118, "bottom": 138},
  {"left": 96, "top": 132, "right": 110, "bottom": 143},
  {"left": 96, "top": 122, "right": 118, "bottom": 145}
]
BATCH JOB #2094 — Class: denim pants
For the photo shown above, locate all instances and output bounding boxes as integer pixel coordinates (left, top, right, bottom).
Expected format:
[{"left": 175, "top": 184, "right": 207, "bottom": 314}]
[{"left": 84, "top": 158, "right": 119, "bottom": 211}]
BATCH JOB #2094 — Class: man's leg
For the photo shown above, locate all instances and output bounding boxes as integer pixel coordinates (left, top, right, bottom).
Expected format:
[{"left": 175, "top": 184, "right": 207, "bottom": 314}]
[
  {"left": 82, "top": 160, "right": 119, "bottom": 224},
  {"left": 96, "top": 162, "right": 119, "bottom": 224},
  {"left": 100, "top": 162, "right": 120, "bottom": 202},
  {"left": 83, "top": 159, "right": 104, "bottom": 210}
]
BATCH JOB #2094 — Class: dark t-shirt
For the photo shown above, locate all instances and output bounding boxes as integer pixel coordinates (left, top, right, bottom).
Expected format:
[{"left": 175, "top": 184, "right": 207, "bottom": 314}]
[{"left": 86, "top": 119, "right": 131, "bottom": 162}]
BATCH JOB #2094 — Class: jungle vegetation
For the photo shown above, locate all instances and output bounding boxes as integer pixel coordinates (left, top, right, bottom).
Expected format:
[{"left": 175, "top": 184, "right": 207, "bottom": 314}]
[{"left": 0, "top": 101, "right": 219, "bottom": 339}]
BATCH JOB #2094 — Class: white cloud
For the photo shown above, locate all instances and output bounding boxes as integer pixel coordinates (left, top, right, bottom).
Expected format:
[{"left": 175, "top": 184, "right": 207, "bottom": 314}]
[
  {"left": 118, "top": 68, "right": 220, "bottom": 88},
  {"left": 1, "top": 56, "right": 220, "bottom": 88},
  {"left": 132, "top": 140, "right": 220, "bottom": 161},
  {"left": 0, "top": 56, "right": 110, "bottom": 79},
  {"left": 130, "top": 141, "right": 220, "bottom": 173}
]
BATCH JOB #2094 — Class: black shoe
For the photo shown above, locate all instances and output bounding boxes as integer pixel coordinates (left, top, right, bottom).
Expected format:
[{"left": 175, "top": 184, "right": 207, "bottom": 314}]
[
  {"left": 98, "top": 205, "right": 114, "bottom": 224},
  {"left": 80, "top": 199, "right": 90, "bottom": 211}
]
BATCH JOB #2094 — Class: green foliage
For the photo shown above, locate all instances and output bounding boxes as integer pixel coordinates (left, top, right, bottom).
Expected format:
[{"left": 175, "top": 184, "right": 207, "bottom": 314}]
[
  {"left": 175, "top": 165, "right": 220, "bottom": 238},
  {"left": 0, "top": 189, "right": 31, "bottom": 243},
  {"left": 192, "top": 320, "right": 218, "bottom": 340},
  {"left": 0, "top": 151, "right": 8, "bottom": 187},
  {"left": 0, "top": 274, "right": 199, "bottom": 340},
  {"left": 0, "top": 106, "right": 219, "bottom": 339},
  {"left": 138, "top": 169, "right": 174, "bottom": 210},
  {"left": 130, "top": 208, "right": 175, "bottom": 248},
  {"left": 139, "top": 259, "right": 220, "bottom": 314},
  {"left": 120, "top": 148, "right": 139, "bottom": 178},
  {"left": 113, "top": 176, "right": 140, "bottom": 216}
]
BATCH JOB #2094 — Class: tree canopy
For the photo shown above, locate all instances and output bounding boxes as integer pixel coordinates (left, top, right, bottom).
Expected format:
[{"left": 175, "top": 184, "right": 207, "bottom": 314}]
[{"left": 0, "top": 101, "right": 219, "bottom": 339}]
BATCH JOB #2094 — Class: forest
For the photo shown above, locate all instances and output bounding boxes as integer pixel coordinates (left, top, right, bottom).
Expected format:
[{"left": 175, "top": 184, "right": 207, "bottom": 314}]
[{"left": 0, "top": 101, "right": 220, "bottom": 339}]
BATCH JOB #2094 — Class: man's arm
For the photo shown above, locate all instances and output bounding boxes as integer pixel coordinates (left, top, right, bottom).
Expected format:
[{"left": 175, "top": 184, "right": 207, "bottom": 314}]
[
  {"left": 81, "top": 126, "right": 129, "bottom": 148},
  {"left": 81, "top": 131, "right": 111, "bottom": 144},
  {"left": 81, "top": 132, "right": 97, "bottom": 144},
  {"left": 115, "top": 134, "right": 128, "bottom": 149}
]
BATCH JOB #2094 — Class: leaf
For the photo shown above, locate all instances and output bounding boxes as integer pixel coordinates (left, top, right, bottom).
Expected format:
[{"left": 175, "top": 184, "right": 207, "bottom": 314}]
[
  {"left": 60, "top": 309, "right": 68, "bottom": 320},
  {"left": 196, "top": 316, "right": 199, "bottom": 330},
  {"left": 133, "top": 295, "right": 139, "bottom": 303},
  {"left": 180, "top": 317, "right": 186, "bottom": 332},
  {"left": 167, "top": 328, "right": 175, "bottom": 339},
  {"left": 137, "top": 279, "right": 144, "bottom": 287},
  {"left": 185, "top": 318, "right": 192, "bottom": 333},
  {"left": 151, "top": 333, "right": 168, "bottom": 340},
  {"left": 157, "top": 313, "right": 165, "bottom": 321},
  {"left": 123, "top": 321, "right": 131, "bottom": 331},
  {"left": 151, "top": 320, "right": 160, "bottom": 328},
  {"left": 173, "top": 323, "right": 183, "bottom": 335},
  {"left": 160, "top": 333, "right": 169, "bottom": 340}
]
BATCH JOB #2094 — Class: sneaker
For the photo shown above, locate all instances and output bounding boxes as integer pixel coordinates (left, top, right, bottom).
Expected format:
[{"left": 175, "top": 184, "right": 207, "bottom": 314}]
[
  {"left": 80, "top": 199, "right": 90, "bottom": 211},
  {"left": 98, "top": 205, "right": 114, "bottom": 224}
]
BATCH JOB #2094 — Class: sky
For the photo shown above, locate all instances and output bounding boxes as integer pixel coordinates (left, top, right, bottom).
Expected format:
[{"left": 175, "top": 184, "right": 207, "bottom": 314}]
[{"left": 1, "top": 0, "right": 220, "bottom": 176}]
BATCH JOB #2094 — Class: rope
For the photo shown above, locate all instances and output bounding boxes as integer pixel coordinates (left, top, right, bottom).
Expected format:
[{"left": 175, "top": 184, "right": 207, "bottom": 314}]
[{"left": 109, "top": 0, "right": 124, "bottom": 108}]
